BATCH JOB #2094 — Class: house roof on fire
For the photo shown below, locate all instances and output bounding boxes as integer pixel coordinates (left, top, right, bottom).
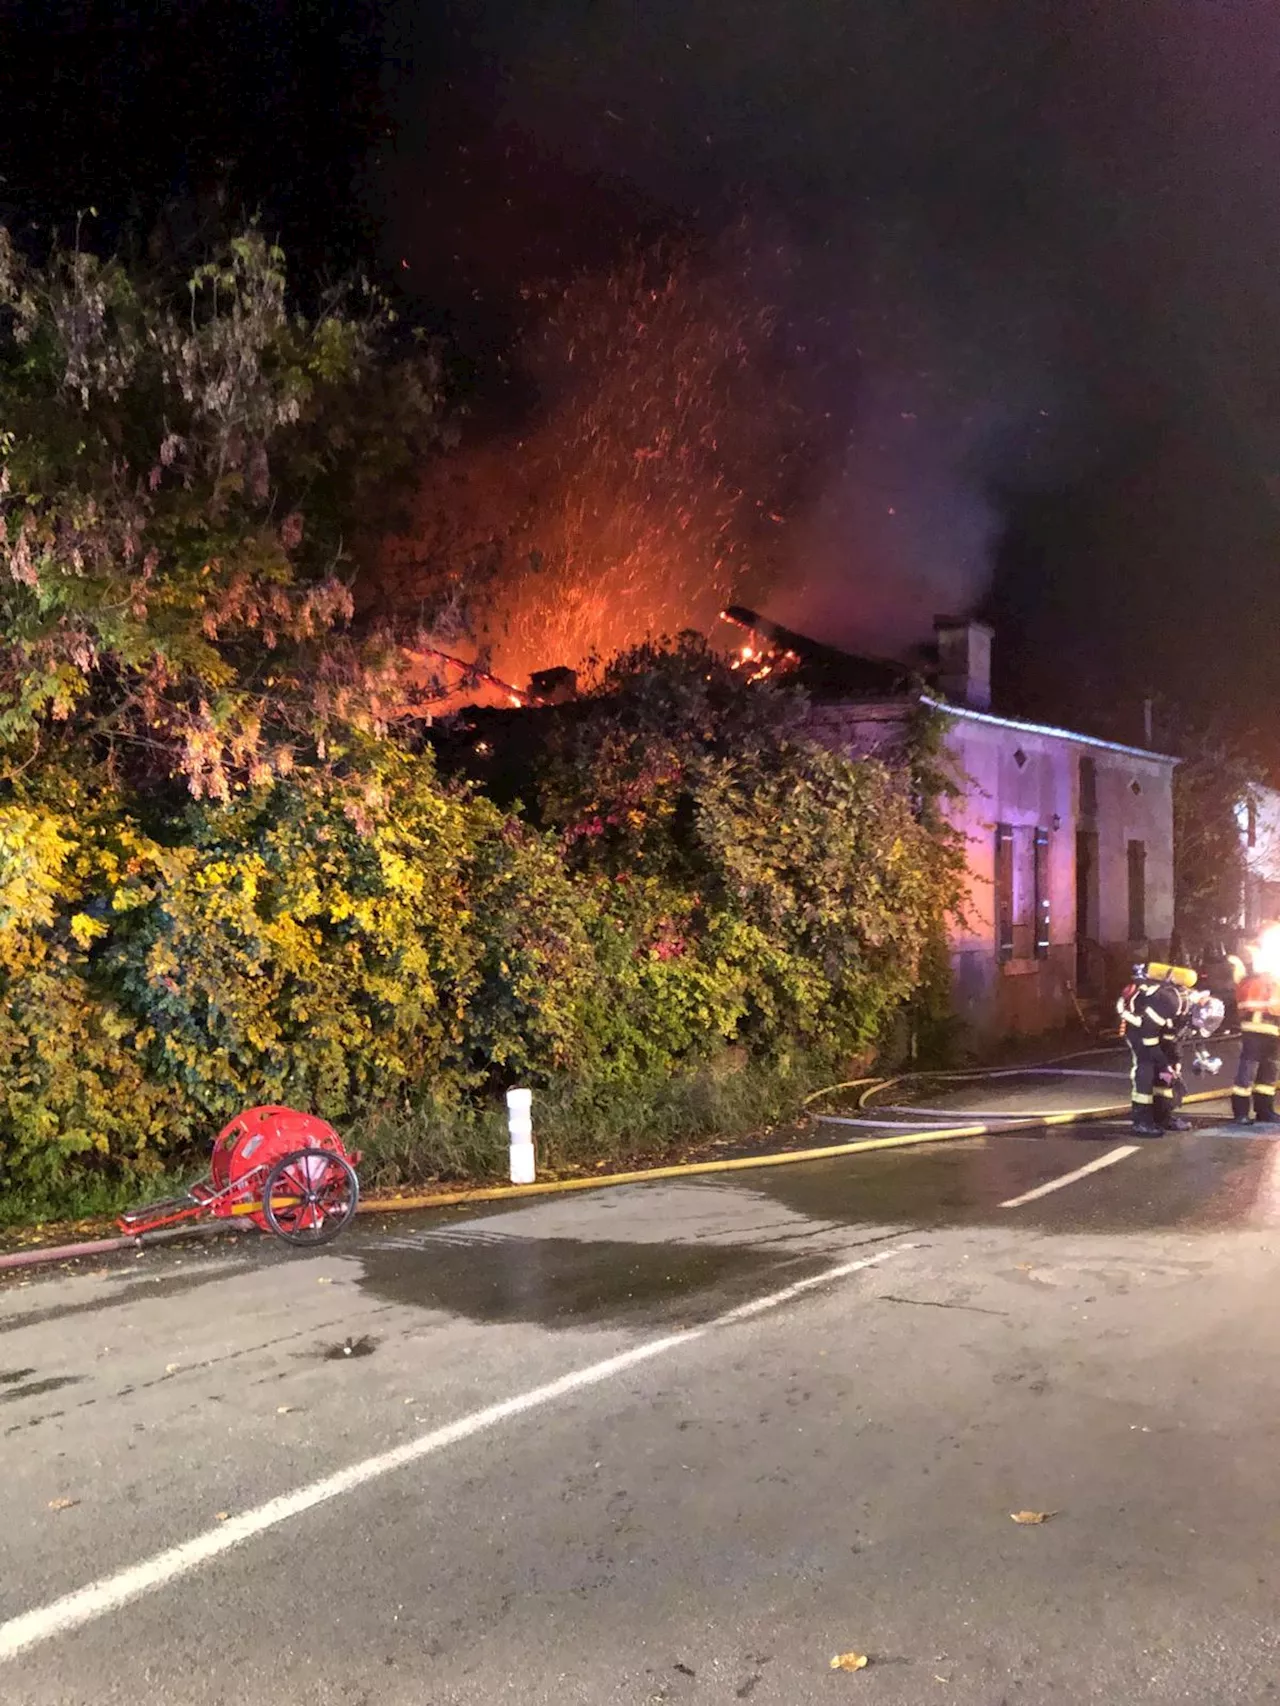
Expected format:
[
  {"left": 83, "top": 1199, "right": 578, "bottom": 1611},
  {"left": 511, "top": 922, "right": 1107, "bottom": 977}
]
[
  {"left": 721, "top": 605, "right": 948, "bottom": 700},
  {"left": 719, "top": 606, "right": 925, "bottom": 699},
  {"left": 724, "top": 606, "right": 1178, "bottom": 765},
  {"left": 435, "top": 608, "right": 1175, "bottom": 785}
]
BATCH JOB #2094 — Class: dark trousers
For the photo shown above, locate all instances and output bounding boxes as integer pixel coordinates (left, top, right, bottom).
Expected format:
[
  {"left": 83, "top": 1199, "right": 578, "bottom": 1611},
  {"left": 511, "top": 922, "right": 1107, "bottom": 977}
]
[
  {"left": 1233, "top": 1030, "right": 1278, "bottom": 1122},
  {"left": 1129, "top": 1042, "right": 1163, "bottom": 1125},
  {"left": 1129, "top": 1041, "right": 1181, "bottom": 1128}
]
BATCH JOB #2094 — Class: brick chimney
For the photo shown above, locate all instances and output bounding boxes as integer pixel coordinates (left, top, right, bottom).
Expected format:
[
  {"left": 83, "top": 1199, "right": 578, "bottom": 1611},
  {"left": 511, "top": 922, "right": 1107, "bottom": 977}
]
[{"left": 934, "top": 617, "right": 993, "bottom": 711}]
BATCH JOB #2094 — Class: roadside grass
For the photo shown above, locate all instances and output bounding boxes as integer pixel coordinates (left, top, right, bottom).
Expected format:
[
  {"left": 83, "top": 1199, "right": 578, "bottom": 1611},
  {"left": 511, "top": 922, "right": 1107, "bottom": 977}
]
[
  {"left": 0, "top": 1057, "right": 833, "bottom": 1245},
  {"left": 347, "top": 1054, "right": 829, "bottom": 1189},
  {"left": 0, "top": 1165, "right": 193, "bottom": 1236},
  {"left": 0, "top": 1056, "right": 830, "bottom": 1238}
]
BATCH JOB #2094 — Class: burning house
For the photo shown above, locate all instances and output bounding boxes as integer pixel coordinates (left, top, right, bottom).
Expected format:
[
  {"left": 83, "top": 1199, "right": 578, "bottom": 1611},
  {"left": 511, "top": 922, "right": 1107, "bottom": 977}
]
[
  {"left": 440, "top": 604, "right": 1176, "bottom": 1046},
  {"left": 727, "top": 609, "right": 1178, "bottom": 1043}
]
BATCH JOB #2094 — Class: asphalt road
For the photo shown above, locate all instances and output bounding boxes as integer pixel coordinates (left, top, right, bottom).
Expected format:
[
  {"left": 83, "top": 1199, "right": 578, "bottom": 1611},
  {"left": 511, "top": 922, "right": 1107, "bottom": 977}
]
[{"left": 5, "top": 1059, "right": 1280, "bottom": 1705}]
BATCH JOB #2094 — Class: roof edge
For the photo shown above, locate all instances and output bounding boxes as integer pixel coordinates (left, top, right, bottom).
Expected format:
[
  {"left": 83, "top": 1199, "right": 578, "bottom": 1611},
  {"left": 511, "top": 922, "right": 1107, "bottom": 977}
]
[{"left": 917, "top": 695, "right": 1180, "bottom": 764}]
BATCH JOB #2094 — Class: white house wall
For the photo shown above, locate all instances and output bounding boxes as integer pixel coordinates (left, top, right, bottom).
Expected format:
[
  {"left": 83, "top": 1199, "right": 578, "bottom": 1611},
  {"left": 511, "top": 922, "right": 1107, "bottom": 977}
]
[
  {"left": 808, "top": 700, "right": 1176, "bottom": 1043},
  {"left": 939, "top": 715, "right": 1173, "bottom": 1038}
]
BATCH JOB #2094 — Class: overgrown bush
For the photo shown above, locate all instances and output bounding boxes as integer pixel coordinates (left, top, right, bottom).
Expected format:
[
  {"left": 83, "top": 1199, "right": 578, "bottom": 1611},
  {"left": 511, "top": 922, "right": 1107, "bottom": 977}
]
[
  {"left": 0, "top": 226, "right": 966, "bottom": 1208},
  {"left": 0, "top": 776, "right": 185, "bottom": 1189},
  {"left": 534, "top": 637, "right": 965, "bottom": 1066},
  {"left": 0, "top": 658, "right": 963, "bottom": 1200}
]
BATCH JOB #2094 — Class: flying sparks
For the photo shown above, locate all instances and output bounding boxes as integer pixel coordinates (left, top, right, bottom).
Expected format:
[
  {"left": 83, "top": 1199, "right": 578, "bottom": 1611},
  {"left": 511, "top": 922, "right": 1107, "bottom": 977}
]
[{"left": 377, "top": 233, "right": 812, "bottom": 695}]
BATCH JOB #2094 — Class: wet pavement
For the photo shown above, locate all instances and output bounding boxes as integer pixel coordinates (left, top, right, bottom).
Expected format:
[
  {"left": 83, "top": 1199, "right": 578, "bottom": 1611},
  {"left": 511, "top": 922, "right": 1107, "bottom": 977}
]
[{"left": 6, "top": 1057, "right": 1280, "bottom": 1703}]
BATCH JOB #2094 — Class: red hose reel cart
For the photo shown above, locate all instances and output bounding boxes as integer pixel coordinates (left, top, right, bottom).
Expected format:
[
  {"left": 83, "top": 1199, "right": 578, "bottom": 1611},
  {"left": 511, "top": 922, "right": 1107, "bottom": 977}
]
[{"left": 118, "top": 1105, "right": 361, "bottom": 1248}]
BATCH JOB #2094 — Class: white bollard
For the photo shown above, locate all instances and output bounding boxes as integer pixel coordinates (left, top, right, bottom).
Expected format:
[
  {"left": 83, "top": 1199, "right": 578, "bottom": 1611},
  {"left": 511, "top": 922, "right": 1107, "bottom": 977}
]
[{"left": 506, "top": 1087, "right": 535, "bottom": 1184}]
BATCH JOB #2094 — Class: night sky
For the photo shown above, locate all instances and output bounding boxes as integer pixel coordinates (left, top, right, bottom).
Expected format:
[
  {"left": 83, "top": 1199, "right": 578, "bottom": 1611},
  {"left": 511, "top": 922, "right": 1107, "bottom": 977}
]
[{"left": 3, "top": 1, "right": 1279, "bottom": 754}]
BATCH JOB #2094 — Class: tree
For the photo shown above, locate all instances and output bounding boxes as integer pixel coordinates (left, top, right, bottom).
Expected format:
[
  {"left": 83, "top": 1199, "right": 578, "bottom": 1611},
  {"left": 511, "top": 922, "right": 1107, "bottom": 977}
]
[
  {"left": 0, "top": 224, "right": 443, "bottom": 799},
  {"left": 1152, "top": 698, "right": 1252, "bottom": 958}
]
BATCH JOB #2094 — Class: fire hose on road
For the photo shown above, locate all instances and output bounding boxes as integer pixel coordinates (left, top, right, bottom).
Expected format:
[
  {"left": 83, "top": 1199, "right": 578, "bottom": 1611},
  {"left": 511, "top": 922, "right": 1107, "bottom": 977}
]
[{"left": 802, "top": 1027, "right": 1239, "bottom": 1130}]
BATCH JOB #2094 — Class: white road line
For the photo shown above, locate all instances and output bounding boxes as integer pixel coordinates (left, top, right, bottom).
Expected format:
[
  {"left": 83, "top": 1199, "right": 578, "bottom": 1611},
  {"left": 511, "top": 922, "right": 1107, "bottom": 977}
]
[
  {"left": 0, "top": 1244, "right": 914, "bottom": 1665},
  {"left": 999, "top": 1144, "right": 1141, "bottom": 1209}
]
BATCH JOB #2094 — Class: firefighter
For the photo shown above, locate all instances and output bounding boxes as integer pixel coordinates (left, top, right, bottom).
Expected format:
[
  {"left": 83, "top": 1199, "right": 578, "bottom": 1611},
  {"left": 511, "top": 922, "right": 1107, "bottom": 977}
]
[
  {"left": 1119, "top": 962, "right": 1197, "bottom": 1135},
  {"left": 1159, "top": 973, "right": 1201, "bottom": 1129},
  {"left": 1119, "top": 963, "right": 1163, "bottom": 1135},
  {"left": 1232, "top": 957, "right": 1280, "bottom": 1125}
]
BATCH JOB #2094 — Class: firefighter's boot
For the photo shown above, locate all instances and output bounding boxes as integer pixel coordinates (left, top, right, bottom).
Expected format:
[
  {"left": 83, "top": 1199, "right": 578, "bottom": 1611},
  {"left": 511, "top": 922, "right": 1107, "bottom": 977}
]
[
  {"left": 1232, "top": 1090, "right": 1254, "bottom": 1126},
  {"left": 1253, "top": 1086, "right": 1279, "bottom": 1125},
  {"left": 1131, "top": 1103, "right": 1162, "bottom": 1136}
]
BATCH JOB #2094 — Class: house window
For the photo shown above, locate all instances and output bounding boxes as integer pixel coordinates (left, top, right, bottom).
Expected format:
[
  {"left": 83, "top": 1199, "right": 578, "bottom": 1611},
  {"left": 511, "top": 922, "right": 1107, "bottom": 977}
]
[
  {"left": 1079, "top": 755, "right": 1097, "bottom": 817},
  {"left": 1033, "top": 827, "right": 1051, "bottom": 958},
  {"left": 995, "top": 824, "right": 1015, "bottom": 963},
  {"left": 1127, "top": 839, "right": 1147, "bottom": 941}
]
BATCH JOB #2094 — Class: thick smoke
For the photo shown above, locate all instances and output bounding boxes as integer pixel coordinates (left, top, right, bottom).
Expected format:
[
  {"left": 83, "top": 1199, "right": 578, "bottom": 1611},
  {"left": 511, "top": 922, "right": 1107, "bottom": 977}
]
[{"left": 752, "top": 228, "right": 1100, "bottom": 654}]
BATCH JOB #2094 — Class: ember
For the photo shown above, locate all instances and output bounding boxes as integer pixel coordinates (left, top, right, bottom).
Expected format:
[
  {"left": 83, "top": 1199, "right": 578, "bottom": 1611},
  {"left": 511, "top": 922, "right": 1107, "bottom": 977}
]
[
  {"left": 377, "top": 234, "right": 811, "bottom": 699},
  {"left": 720, "top": 607, "right": 801, "bottom": 683}
]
